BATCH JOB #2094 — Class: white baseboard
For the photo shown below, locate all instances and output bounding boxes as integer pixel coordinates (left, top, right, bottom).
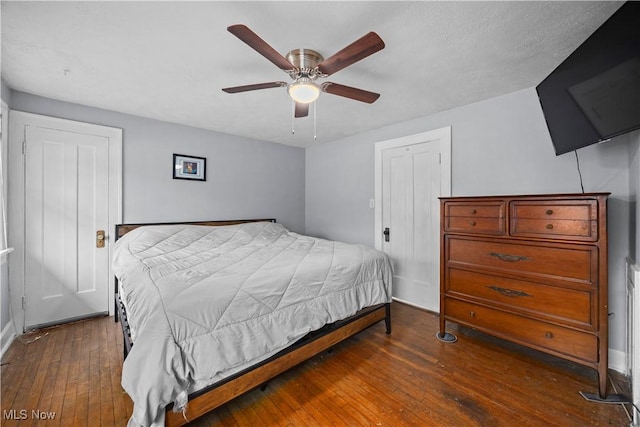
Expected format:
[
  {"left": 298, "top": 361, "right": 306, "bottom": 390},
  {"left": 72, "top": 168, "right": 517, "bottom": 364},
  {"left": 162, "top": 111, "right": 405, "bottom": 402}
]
[
  {"left": 391, "top": 296, "right": 436, "bottom": 313},
  {"left": 609, "top": 347, "right": 626, "bottom": 374},
  {"left": 1, "top": 321, "right": 16, "bottom": 359}
]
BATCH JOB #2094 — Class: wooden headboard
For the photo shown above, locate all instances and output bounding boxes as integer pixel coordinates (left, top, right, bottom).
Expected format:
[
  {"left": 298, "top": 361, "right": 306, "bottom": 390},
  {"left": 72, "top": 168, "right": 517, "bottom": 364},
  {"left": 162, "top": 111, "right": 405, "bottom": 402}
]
[{"left": 114, "top": 218, "right": 276, "bottom": 241}]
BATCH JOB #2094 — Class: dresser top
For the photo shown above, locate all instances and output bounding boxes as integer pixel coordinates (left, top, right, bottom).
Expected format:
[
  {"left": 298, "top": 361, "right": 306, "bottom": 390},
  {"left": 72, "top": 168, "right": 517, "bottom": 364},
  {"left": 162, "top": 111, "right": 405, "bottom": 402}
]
[{"left": 439, "top": 192, "right": 610, "bottom": 201}]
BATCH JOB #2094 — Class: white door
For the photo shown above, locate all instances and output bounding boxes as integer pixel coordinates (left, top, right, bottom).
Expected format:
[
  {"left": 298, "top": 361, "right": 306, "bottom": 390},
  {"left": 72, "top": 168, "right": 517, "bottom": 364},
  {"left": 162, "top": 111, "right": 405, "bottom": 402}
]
[
  {"left": 375, "top": 128, "right": 451, "bottom": 312},
  {"left": 24, "top": 126, "right": 109, "bottom": 328},
  {"left": 8, "top": 112, "right": 122, "bottom": 333}
]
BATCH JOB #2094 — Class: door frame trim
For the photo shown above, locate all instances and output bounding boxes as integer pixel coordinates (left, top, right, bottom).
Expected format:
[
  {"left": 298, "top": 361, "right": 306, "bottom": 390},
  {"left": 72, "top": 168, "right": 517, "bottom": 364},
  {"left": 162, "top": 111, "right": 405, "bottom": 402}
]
[
  {"left": 373, "top": 126, "right": 452, "bottom": 251},
  {"left": 8, "top": 111, "right": 122, "bottom": 333}
]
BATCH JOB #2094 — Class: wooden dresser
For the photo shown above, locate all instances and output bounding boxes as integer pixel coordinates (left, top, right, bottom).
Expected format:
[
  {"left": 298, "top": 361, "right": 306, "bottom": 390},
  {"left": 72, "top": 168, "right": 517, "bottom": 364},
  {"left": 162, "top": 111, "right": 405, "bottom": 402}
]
[{"left": 438, "top": 193, "right": 609, "bottom": 397}]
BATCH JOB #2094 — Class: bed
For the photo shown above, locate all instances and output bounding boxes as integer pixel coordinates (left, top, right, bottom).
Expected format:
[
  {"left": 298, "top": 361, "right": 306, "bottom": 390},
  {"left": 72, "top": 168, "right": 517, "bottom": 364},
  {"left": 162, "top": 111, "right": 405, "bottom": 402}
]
[{"left": 112, "top": 219, "right": 393, "bottom": 427}]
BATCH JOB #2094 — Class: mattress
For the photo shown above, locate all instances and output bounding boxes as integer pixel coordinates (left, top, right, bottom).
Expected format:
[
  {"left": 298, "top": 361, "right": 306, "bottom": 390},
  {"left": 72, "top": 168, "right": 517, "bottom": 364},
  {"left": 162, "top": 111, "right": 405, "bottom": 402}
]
[{"left": 112, "top": 221, "right": 393, "bottom": 427}]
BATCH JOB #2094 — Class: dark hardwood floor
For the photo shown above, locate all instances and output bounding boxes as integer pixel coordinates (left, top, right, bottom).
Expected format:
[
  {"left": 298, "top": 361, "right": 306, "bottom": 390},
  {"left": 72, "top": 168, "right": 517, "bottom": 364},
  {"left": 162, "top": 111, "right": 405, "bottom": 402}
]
[{"left": 1, "top": 302, "right": 631, "bottom": 426}]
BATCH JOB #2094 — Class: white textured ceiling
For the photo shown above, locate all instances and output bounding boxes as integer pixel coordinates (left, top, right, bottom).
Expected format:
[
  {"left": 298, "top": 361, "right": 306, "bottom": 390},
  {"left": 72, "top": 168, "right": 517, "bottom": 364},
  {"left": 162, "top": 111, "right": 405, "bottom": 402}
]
[{"left": 1, "top": 1, "right": 623, "bottom": 147}]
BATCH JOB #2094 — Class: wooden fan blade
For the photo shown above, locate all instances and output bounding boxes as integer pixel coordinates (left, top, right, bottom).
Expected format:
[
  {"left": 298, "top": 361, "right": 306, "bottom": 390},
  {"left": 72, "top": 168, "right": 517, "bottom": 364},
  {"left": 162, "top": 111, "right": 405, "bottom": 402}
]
[
  {"left": 317, "top": 32, "right": 385, "bottom": 76},
  {"left": 322, "top": 83, "right": 380, "bottom": 103},
  {"left": 222, "top": 82, "right": 286, "bottom": 93},
  {"left": 294, "top": 103, "right": 309, "bottom": 118},
  {"left": 228, "top": 25, "right": 295, "bottom": 71}
]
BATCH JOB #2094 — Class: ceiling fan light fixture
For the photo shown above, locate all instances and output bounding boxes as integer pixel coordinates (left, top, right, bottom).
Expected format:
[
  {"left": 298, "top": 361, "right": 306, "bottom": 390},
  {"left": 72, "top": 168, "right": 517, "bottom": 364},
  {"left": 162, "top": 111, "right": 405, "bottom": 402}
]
[{"left": 288, "top": 78, "right": 320, "bottom": 104}]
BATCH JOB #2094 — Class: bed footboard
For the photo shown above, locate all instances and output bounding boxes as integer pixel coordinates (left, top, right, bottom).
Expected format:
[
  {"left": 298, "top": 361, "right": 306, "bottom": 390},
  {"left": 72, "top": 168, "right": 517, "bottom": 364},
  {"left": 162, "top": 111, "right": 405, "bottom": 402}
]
[{"left": 165, "top": 302, "right": 391, "bottom": 427}]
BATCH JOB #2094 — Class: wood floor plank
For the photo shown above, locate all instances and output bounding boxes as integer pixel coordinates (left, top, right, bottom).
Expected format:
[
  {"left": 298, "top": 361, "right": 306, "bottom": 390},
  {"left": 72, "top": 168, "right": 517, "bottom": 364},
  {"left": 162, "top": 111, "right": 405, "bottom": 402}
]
[
  {"left": 318, "top": 354, "right": 429, "bottom": 426},
  {"left": 353, "top": 337, "right": 540, "bottom": 425},
  {"left": 0, "top": 303, "right": 630, "bottom": 426},
  {"left": 99, "top": 323, "right": 116, "bottom": 427},
  {"left": 299, "top": 360, "right": 375, "bottom": 426},
  {"left": 259, "top": 380, "right": 316, "bottom": 426},
  {"left": 58, "top": 320, "right": 84, "bottom": 427},
  {"left": 47, "top": 325, "right": 73, "bottom": 427},
  {"left": 9, "top": 333, "right": 52, "bottom": 427},
  {"left": 283, "top": 364, "right": 371, "bottom": 427},
  {"left": 227, "top": 391, "right": 264, "bottom": 426},
  {"left": 259, "top": 376, "right": 325, "bottom": 427},
  {"left": 332, "top": 339, "right": 486, "bottom": 426},
  {"left": 72, "top": 321, "right": 92, "bottom": 427},
  {"left": 1, "top": 338, "right": 33, "bottom": 426},
  {"left": 30, "top": 329, "right": 65, "bottom": 426}
]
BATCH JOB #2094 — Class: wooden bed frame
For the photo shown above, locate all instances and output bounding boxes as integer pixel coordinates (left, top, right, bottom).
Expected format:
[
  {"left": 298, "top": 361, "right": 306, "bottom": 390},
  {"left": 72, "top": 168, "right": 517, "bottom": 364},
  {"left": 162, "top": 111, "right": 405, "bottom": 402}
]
[{"left": 114, "top": 219, "right": 392, "bottom": 427}]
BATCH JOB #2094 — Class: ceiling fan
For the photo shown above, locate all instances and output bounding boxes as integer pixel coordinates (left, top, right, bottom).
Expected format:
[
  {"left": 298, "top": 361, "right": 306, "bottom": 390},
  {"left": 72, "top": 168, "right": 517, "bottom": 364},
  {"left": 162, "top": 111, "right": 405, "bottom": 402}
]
[{"left": 222, "top": 25, "right": 385, "bottom": 118}]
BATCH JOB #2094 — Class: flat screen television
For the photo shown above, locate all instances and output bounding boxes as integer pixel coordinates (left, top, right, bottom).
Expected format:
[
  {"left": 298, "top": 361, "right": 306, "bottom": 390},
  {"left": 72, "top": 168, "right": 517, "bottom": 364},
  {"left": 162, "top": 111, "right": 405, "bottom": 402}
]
[{"left": 536, "top": 1, "right": 640, "bottom": 156}]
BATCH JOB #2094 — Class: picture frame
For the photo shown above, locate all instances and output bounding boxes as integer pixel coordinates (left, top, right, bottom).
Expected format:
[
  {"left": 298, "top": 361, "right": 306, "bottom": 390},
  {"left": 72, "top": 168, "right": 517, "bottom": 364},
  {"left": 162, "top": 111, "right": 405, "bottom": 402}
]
[{"left": 173, "top": 154, "right": 206, "bottom": 181}]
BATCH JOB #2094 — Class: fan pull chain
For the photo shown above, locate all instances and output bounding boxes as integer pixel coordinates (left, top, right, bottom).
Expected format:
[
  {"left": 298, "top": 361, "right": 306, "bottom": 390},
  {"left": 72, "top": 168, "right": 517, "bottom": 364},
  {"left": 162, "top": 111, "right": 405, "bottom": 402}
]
[
  {"left": 313, "top": 101, "right": 317, "bottom": 140},
  {"left": 291, "top": 100, "right": 295, "bottom": 135}
]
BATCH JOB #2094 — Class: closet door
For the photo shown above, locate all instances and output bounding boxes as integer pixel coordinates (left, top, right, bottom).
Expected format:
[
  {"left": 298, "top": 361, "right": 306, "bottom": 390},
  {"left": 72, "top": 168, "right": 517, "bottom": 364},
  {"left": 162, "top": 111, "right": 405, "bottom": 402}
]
[{"left": 380, "top": 140, "right": 442, "bottom": 311}]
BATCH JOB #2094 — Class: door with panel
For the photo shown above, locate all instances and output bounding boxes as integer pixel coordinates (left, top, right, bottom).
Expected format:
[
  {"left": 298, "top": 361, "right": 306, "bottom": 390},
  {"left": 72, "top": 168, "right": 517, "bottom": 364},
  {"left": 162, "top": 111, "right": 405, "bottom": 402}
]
[
  {"left": 24, "top": 126, "right": 110, "bottom": 328},
  {"left": 381, "top": 141, "right": 442, "bottom": 311}
]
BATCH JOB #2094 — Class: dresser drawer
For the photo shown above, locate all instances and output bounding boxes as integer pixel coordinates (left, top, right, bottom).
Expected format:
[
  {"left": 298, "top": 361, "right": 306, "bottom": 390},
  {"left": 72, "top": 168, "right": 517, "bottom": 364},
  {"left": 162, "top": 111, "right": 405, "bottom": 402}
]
[
  {"left": 447, "top": 237, "right": 595, "bottom": 284},
  {"left": 447, "top": 268, "right": 594, "bottom": 327},
  {"left": 510, "top": 200, "right": 598, "bottom": 241},
  {"left": 511, "top": 200, "right": 597, "bottom": 221},
  {"left": 511, "top": 219, "right": 597, "bottom": 241},
  {"left": 446, "top": 202, "right": 505, "bottom": 218},
  {"left": 444, "top": 202, "right": 506, "bottom": 235},
  {"left": 445, "top": 216, "right": 505, "bottom": 235},
  {"left": 445, "top": 299, "right": 598, "bottom": 363}
]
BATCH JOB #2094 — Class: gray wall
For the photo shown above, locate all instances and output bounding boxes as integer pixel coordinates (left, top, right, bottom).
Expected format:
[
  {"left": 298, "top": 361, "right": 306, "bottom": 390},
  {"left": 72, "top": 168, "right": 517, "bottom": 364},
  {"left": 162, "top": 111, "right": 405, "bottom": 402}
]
[
  {"left": 10, "top": 91, "right": 306, "bottom": 232},
  {"left": 1, "top": 79, "right": 12, "bottom": 106},
  {"left": 306, "top": 137, "right": 377, "bottom": 245},
  {"left": 306, "top": 87, "right": 635, "bottom": 354},
  {"left": 5, "top": 83, "right": 637, "bottom": 358}
]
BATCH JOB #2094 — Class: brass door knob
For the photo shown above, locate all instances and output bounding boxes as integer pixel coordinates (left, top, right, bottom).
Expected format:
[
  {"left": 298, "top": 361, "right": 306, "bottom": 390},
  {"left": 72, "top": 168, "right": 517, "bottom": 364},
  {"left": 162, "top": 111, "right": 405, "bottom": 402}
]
[{"left": 96, "top": 230, "right": 106, "bottom": 248}]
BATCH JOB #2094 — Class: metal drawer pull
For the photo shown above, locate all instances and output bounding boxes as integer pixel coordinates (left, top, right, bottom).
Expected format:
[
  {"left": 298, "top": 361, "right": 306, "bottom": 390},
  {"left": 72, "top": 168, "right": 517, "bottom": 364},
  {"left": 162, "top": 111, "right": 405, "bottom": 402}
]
[
  {"left": 546, "top": 223, "right": 554, "bottom": 230},
  {"left": 469, "top": 220, "right": 476, "bottom": 226},
  {"left": 546, "top": 209, "right": 554, "bottom": 215},
  {"left": 488, "top": 285, "right": 531, "bottom": 298},
  {"left": 489, "top": 252, "right": 532, "bottom": 262},
  {"left": 544, "top": 331, "right": 554, "bottom": 339},
  {"left": 470, "top": 209, "right": 477, "bottom": 214}
]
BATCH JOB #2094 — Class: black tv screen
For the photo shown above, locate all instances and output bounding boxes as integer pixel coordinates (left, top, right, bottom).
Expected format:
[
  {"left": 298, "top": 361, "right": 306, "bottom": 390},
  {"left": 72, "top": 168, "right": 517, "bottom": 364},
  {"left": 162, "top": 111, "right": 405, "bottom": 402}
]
[{"left": 536, "top": 2, "right": 640, "bottom": 156}]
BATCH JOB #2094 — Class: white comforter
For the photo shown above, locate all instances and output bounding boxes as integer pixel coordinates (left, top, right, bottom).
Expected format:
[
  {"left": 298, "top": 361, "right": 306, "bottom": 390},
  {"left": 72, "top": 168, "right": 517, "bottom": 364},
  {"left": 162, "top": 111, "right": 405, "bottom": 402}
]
[{"left": 112, "top": 221, "right": 392, "bottom": 426}]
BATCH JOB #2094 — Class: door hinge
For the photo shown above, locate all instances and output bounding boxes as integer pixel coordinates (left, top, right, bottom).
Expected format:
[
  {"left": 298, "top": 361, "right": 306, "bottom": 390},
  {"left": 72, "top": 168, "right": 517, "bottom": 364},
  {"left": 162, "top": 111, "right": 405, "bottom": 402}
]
[
  {"left": 438, "top": 152, "right": 441, "bottom": 164},
  {"left": 22, "top": 296, "right": 26, "bottom": 310},
  {"left": 22, "top": 140, "right": 26, "bottom": 155}
]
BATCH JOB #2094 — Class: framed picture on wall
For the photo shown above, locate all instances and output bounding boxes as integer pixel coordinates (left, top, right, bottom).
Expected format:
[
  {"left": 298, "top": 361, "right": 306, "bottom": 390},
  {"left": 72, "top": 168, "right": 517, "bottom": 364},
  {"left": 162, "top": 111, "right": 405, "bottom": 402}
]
[{"left": 173, "top": 154, "right": 206, "bottom": 181}]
